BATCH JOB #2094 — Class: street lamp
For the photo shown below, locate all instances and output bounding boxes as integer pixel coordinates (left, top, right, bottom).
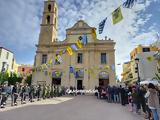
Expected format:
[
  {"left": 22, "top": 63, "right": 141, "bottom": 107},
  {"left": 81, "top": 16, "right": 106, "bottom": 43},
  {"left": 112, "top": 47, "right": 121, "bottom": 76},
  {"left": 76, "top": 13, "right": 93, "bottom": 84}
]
[{"left": 135, "top": 58, "right": 140, "bottom": 86}]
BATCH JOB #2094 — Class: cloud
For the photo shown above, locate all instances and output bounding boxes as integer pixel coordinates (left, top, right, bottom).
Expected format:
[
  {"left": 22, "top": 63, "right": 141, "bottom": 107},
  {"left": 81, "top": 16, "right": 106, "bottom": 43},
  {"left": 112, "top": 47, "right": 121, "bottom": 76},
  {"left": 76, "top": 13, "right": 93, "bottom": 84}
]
[{"left": 0, "top": 0, "right": 159, "bottom": 80}]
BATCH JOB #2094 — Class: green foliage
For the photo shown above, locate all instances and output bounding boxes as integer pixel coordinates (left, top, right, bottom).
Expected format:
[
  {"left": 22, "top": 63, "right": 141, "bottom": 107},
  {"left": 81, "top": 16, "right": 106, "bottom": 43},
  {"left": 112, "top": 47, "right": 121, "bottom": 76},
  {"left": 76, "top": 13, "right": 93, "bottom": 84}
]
[
  {"left": 25, "top": 74, "right": 32, "bottom": 86},
  {"left": 8, "top": 73, "right": 23, "bottom": 85},
  {"left": 0, "top": 72, "right": 9, "bottom": 84},
  {"left": 0, "top": 72, "right": 23, "bottom": 85}
]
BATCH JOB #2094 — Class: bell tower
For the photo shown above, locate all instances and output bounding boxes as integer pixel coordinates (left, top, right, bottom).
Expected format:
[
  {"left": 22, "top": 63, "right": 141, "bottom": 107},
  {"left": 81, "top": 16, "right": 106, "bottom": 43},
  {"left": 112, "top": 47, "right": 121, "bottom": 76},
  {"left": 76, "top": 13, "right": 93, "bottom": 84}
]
[{"left": 38, "top": 0, "right": 58, "bottom": 45}]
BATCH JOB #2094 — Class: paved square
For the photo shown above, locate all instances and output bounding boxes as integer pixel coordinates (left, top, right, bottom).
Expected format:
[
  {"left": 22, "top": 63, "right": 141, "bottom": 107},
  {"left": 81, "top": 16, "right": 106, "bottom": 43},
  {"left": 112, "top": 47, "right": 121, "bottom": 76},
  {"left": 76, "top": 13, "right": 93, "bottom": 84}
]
[{"left": 0, "top": 96, "right": 142, "bottom": 120}]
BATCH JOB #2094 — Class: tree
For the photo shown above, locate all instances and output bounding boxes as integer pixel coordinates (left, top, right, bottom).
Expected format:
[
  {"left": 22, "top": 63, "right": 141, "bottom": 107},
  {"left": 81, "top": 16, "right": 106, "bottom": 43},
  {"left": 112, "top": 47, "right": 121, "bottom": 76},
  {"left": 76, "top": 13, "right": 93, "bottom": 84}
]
[
  {"left": 25, "top": 74, "right": 32, "bottom": 86},
  {"left": 8, "top": 73, "right": 23, "bottom": 85},
  {"left": 0, "top": 72, "right": 9, "bottom": 85}
]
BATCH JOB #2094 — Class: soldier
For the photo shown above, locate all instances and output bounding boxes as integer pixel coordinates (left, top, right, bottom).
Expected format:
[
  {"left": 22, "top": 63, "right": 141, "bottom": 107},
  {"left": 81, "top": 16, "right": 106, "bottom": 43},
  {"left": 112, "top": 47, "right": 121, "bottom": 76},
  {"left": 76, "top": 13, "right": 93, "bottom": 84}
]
[
  {"left": 20, "top": 85, "right": 27, "bottom": 104},
  {"left": 29, "top": 85, "right": 34, "bottom": 102},
  {"left": 0, "top": 83, "right": 7, "bottom": 108},
  {"left": 11, "top": 85, "right": 18, "bottom": 106},
  {"left": 37, "top": 85, "right": 41, "bottom": 101}
]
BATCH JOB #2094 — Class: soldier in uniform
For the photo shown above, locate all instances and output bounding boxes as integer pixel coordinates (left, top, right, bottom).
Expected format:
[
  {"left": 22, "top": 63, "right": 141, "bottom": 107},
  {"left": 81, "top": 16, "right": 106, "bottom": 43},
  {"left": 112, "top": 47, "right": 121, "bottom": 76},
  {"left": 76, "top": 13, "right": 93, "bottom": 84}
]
[
  {"left": 29, "top": 85, "right": 34, "bottom": 102},
  {"left": 37, "top": 85, "right": 41, "bottom": 101},
  {"left": 11, "top": 85, "right": 18, "bottom": 106},
  {"left": 0, "top": 83, "right": 7, "bottom": 108}
]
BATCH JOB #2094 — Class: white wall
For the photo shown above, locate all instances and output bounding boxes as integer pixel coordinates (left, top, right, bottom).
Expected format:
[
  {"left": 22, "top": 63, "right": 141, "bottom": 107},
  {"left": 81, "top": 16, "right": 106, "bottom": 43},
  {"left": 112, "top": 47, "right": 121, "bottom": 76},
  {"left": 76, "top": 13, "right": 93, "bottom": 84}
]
[
  {"left": 0, "top": 48, "right": 14, "bottom": 72},
  {"left": 137, "top": 52, "right": 157, "bottom": 81}
]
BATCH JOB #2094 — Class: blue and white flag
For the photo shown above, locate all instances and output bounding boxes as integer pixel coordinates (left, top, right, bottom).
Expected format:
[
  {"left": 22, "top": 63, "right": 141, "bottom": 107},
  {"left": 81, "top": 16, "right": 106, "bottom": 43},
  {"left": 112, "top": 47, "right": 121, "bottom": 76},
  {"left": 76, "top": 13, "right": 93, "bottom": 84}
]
[
  {"left": 69, "top": 66, "right": 74, "bottom": 73},
  {"left": 71, "top": 44, "right": 78, "bottom": 51},
  {"left": 111, "top": 64, "right": 115, "bottom": 71},
  {"left": 99, "top": 17, "right": 107, "bottom": 34},
  {"left": 82, "top": 34, "right": 88, "bottom": 45},
  {"left": 123, "top": 0, "right": 137, "bottom": 8}
]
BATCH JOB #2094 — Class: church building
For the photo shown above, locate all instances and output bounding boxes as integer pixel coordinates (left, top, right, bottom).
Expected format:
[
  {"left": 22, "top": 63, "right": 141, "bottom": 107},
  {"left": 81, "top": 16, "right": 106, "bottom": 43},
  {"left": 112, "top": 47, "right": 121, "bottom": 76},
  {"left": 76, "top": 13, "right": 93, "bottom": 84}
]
[{"left": 32, "top": 0, "right": 116, "bottom": 89}]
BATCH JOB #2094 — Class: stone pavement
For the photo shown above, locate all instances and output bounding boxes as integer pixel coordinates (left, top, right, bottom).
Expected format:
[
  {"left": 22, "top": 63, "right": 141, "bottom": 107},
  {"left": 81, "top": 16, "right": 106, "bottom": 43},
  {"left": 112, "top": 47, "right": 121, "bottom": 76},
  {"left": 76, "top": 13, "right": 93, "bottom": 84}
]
[{"left": 0, "top": 95, "right": 143, "bottom": 120}]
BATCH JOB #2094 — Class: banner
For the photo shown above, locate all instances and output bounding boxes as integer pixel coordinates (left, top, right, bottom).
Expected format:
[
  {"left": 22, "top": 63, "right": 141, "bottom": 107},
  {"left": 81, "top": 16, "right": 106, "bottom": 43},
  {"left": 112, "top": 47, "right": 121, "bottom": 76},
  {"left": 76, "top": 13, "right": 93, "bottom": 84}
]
[
  {"left": 66, "top": 47, "right": 73, "bottom": 55},
  {"left": 92, "top": 29, "right": 97, "bottom": 40},
  {"left": 71, "top": 44, "right": 78, "bottom": 51},
  {"left": 123, "top": 0, "right": 136, "bottom": 8},
  {"left": 112, "top": 7, "right": 123, "bottom": 25},
  {"left": 82, "top": 34, "right": 88, "bottom": 45},
  {"left": 99, "top": 17, "right": 107, "bottom": 34},
  {"left": 69, "top": 66, "right": 74, "bottom": 73},
  {"left": 76, "top": 40, "right": 82, "bottom": 49}
]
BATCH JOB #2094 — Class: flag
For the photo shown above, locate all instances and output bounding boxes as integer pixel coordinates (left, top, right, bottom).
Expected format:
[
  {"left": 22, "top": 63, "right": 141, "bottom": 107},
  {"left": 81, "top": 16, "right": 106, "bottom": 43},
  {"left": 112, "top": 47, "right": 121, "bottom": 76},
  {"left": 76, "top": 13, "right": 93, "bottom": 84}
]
[
  {"left": 76, "top": 40, "right": 82, "bottom": 49},
  {"left": 47, "top": 59, "right": 52, "bottom": 65},
  {"left": 66, "top": 47, "right": 73, "bottom": 55},
  {"left": 105, "top": 65, "right": 110, "bottom": 70},
  {"left": 147, "top": 56, "right": 154, "bottom": 62},
  {"left": 69, "top": 66, "right": 74, "bottom": 73},
  {"left": 48, "top": 72, "right": 51, "bottom": 77},
  {"left": 79, "top": 36, "right": 83, "bottom": 41},
  {"left": 112, "top": 7, "right": 123, "bottom": 25},
  {"left": 58, "top": 55, "right": 63, "bottom": 63},
  {"left": 123, "top": 0, "right": 136, "bottom": 8},
  {"left": 111, "top": 64, "right": 115, "bottom": 71},
  {"left": 155, "top": 32, "right": 160, "bottom": 40},
  {"left": 92, "top": 28, "right": 97, "bottom": 40},
  {"left": 43, "top": 64, "right": 48, "bottom": 69},
  {"left": 56, "top": 55, "right": 63, "bottom": 63},
  {"left": 82, "top": 34, "right": 88, "bottom": 45},
  {"left": 71, "top": 44, "right": 78, "bottom": 51},
  {"left": 99, "top": 17, "right": 107, "bottom": 34},
  {"left": 52, "top": 56, "right": 55, "bottom": 65},
  {"left": 44, "top": 71, "right": 48, "bottom": 76},
  {"left": 62, "top": 49, "right": 66, "bottom": 54},
  {"left": 59, "top": 51, "right": 63, "bottom": 55}
]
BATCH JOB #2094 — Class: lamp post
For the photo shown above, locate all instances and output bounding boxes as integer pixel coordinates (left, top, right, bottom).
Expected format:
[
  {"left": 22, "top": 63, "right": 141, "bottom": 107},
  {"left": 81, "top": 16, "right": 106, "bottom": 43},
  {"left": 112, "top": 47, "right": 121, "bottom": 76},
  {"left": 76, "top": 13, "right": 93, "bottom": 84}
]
[{"left": 135, "top": 58, "right": 140, "bottom": 86}]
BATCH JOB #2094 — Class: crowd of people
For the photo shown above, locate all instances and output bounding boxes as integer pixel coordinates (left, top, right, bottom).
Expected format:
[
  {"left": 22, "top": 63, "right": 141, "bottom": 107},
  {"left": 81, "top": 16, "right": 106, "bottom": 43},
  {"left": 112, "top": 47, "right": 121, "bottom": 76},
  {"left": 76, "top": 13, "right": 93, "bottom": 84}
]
[
  {"left": 95, "top": 83, "right": 160, "bottom": 120},
  {"left": 0, "top": 82, "right": 66, "bottom": 109}
]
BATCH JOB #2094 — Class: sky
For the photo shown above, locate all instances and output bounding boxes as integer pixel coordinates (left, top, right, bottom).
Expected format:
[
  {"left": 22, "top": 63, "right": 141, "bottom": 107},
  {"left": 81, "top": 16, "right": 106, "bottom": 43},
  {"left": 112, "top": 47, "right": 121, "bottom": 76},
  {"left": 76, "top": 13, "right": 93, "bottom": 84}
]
[{"left": 0, "top": 0, "right": 160, "bottom": 79}]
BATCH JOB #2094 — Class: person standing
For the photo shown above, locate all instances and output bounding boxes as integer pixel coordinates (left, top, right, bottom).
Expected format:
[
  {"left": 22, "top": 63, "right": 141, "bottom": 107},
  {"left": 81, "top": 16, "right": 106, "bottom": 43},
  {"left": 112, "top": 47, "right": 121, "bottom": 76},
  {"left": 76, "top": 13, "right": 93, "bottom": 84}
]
[
  {"left": 29, "top": 85, "right": 34, "bottom": 102},
  {"left": 120, "top": 87, "right": 126, "bottom": 106},
  {"left": 0, "top": 84, "right": 7, "bottom": 108},
  {"left": 37, "top": 85, "right": 41, "bottom": 101},
  {"left": 11, "top": 85, "right": 18, "bottom": 106},
  {"left": 145, "top": 83, "right": 159, "bottom": 120}
]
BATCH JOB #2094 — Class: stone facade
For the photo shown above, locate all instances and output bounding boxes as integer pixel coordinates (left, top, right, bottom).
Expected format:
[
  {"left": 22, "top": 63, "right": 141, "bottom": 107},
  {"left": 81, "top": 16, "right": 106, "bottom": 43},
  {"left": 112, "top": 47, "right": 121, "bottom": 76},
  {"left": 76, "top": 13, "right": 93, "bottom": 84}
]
[{"left": 32, "top": 0, "right": 116, "bottom": 89}]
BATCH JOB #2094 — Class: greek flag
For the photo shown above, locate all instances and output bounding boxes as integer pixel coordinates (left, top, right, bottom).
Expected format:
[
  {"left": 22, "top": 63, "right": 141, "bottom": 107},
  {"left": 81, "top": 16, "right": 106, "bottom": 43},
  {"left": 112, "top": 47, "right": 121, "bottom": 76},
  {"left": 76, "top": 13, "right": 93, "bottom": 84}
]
[
  {"left": 123, "top": 0, "right": 136, "bottom": 8},
  {"left": 99, "top": 17, "right": 107, "bottom": 34},
  {"left": 82, "top": 34, "right": 88, "bottom": 45}
]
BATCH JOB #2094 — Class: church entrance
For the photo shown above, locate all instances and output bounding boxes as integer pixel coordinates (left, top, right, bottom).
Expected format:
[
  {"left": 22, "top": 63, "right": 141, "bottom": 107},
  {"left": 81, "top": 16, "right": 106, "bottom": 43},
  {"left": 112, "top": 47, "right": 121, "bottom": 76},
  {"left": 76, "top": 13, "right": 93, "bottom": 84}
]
[
  {"left": 52, "top": 78, "right": 61, "bottom": 86},
  {"left": 77, "top": 80, "right": 83, "bottom": 90},
  {"left": 99, "top": 79, "right": 109, "bottom": 87},
  {"left": 99, "top": 71, "right": 109, "bottom": 87}
]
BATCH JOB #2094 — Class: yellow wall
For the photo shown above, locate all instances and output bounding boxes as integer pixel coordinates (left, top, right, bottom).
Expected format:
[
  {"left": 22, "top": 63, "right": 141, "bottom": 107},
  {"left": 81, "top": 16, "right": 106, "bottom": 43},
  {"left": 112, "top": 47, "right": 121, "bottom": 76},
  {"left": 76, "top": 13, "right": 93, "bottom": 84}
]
[{"left": 130, "top": 45, "right": 158, "bottom": 60}]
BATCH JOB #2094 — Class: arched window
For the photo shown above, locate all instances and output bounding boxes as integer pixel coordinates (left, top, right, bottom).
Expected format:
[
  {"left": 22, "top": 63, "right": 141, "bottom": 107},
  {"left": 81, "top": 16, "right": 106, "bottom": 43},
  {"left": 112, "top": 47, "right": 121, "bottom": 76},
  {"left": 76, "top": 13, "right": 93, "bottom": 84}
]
[
  {"left": 48, "top": 4, "right": 51, "bottom": 12},
  {"left": 46, "top": 15, "right": 50, "bottom": 24}
]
